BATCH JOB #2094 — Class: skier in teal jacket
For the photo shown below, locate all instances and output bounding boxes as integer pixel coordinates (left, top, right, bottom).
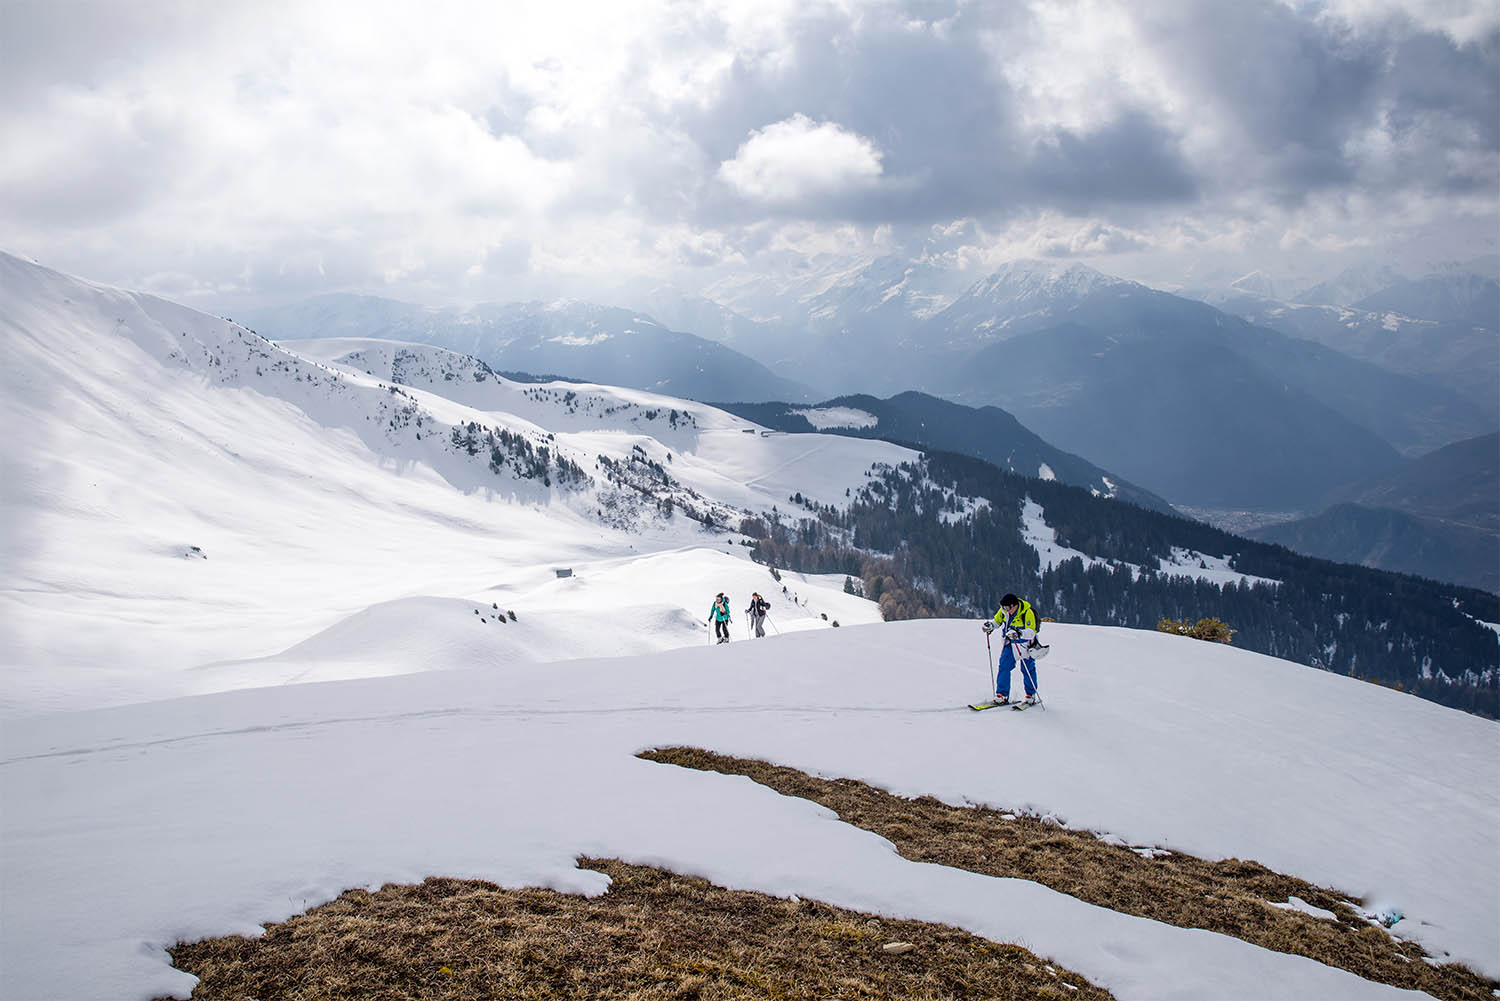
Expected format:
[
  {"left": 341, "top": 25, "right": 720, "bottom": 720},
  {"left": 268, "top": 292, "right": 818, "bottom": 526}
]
[
  {"left": 710, "top": 593, "right": 732, "bottom": 643},
  {"left": 983, "top": 593, "right": 1038, "bottom": 703}
]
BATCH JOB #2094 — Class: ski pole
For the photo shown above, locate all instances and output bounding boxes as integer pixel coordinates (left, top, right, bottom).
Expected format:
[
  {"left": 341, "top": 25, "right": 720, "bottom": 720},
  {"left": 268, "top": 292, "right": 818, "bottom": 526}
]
[
  {"left": 766, "top": 612, "right": 780, "bottom": 635},
  {"left": 1015, "top": 640, "right": 1044, "bottom": 709},
  {"left": 985, "top": 628, "right": 996, "bottom": 696}
]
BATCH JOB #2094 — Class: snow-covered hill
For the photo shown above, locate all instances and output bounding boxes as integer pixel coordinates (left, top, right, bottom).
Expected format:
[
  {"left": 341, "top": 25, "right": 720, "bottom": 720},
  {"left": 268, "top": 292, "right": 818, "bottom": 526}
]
[
  {"left": 2, "top": 253, "right": 1497, "bottom": 1001},
  {"left": 0, "top": 252, "right": 902, "bottom": 713}
]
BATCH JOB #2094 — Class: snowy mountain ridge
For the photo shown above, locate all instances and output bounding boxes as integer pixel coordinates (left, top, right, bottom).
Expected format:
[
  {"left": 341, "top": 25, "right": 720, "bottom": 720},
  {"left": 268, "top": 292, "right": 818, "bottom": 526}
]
[{"left": 965, "top": 258, "right": 1130, "bottom": 302}]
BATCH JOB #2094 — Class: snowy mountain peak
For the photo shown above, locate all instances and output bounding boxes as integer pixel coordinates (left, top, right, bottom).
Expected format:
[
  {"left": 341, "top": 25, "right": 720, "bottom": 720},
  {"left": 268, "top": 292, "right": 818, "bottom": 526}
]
[
  {"left": 967, "top": 259, "right": 1126, "bottom": 302},
  {"left": 1292, "top": 262, "right": 1408, "bottom": 306},
  {"left": 1229, "top": 270, "right": 1278, "bottom": 298}
]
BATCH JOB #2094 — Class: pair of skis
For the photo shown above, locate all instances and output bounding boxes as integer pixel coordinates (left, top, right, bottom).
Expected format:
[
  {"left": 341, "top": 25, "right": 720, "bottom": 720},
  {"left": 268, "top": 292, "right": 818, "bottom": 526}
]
[{"left": 968, "top": 697, "right": 1042, "bottom": 712}]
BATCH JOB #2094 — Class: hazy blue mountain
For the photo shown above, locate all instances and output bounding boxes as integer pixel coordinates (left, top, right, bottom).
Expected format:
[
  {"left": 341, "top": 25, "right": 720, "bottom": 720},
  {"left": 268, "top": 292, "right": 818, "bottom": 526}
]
[
  {"left": 907, "top": 271, "right": 1497, "bottom": 508},
  {"left": 238, "top": 294, "right": 819, "bottom": 403},
  {"left": 1329, "top": 432, "right": 1499, "bottom": 524},
  {"left": 1227, "top": 270, "right": 1280, "bottom": 298},
  {"left": 699, "top": 251, "right": 978, "bottom": 395},
  {"left": 1353, "top": 272, "right": 1499, "bottom": 330},
  {"left": 1250, "top": 504, "right": 1497, "bottom": 593},
  {"left": 617, "top": 284, "right": 817, "bottom": 388},
  {"left": 940, "top": 318, "right": 1403, "bottom": 509},
  {"left": 714, "top": 390, "right": 1178, "bottom": 515},
  {"left": 1199, "top": 289, "right": 1499, "bottom": 420},
  {"left": 1250, "top": 433, "right": 1499, "bottom": 592},
  {"left": 1293, "top": 264, "right": 1408, "bottom": 306}
]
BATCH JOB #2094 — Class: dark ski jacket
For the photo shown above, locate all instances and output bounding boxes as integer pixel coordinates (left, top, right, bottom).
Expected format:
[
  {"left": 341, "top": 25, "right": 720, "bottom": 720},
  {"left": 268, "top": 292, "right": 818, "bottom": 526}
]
[{"left": 746, "top": 596, "right": 770, "bottom": 617}]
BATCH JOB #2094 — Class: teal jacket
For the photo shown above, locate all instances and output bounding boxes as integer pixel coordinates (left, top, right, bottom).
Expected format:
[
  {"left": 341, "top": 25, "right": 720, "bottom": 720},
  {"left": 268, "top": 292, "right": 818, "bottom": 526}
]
[{"left": 710, "top": 597, "right": 731, "bottom": 622}]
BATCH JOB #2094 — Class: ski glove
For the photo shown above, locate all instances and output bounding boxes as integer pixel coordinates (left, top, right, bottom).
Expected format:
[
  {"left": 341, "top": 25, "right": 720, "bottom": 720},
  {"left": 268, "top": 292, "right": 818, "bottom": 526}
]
[
  {"left": 1004, "top": 628, "right": 1021, "bottom": 641},
  {"left": 982, "top": 621, "right": 995, "bottom": 634}
]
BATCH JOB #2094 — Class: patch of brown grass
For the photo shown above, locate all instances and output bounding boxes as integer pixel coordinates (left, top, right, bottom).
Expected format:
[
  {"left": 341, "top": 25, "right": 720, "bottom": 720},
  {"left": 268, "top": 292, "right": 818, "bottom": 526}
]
[
  {"left": 163, "top": 858, "right": 1113, "bottom": 1000},
  {"left": 640, "top": 747, "right": 1497, "bottom": 1001}
]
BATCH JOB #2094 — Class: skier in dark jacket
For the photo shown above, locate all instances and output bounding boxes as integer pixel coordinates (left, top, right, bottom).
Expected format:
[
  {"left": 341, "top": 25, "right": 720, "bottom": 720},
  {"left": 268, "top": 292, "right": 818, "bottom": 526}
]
[
  {"left": 983, "top": 593, "right": 1038, "bottom": 704},
  {"left": 710, "top": 593, "right": 732, "bottom": 643},
  {"left": 746, "top": 592, "right": 771, "bottom": 637}
]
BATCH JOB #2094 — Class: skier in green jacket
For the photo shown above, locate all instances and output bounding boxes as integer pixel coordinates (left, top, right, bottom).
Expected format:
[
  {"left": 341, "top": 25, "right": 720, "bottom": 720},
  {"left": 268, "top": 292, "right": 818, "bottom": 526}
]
[{"left": 983, "top": 593, "right": 1038, "bottom": 704}]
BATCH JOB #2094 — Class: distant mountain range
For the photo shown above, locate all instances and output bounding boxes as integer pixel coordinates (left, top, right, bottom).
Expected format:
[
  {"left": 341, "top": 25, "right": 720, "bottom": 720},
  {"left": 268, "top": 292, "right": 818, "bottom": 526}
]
[
  {"left": 1250, "top": 433, "right": 1500, "bottom": 592},
  {"left": 1291, "top": 263, "right": 1410, "bottom": 307},
  {"left": 236, "top": 294, "right": 821, "bottom": 404},
  {"left": 232, "top": 254, "right": 1497, "bottom": 587},
  {"left": 1251, "top": 504, "right": 1496, "bottom": 594},
  {"left": 1197, "top": 267, "right": 1499, "bottom": 421},
  {"left": 903, "top": 266, "right": 1493, "bottom": 509},
  {"left": 700, "top": 257, "right": 1497, "bottom": 585},
  {"left": 1353, "top": 272, "right": 1499, "bottom": 329}
]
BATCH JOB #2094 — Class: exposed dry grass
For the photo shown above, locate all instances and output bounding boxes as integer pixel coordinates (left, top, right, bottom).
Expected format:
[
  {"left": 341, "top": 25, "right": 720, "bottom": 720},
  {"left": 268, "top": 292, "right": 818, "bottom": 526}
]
[
  {"left": 163, "top": 858, "right": 1113, "bottom": 1000},
  {"left": 640, "top": 747, "right": 1497, "bottom": 1001}
]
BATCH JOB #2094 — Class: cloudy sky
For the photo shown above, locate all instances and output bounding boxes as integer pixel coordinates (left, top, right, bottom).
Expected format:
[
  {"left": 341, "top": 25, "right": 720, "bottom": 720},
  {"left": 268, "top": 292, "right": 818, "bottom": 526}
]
[{"left": 2, "top": 0, "right": 1496, "bottom": 309}]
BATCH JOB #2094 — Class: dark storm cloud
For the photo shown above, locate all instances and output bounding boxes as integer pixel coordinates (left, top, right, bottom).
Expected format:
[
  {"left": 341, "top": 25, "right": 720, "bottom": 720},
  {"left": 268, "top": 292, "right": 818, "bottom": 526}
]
[
  {"left": 1388, "top": 28, "right": 1500, "bottom": 148},
  {"left": 1021, "top": 110, "right": 1200, "bottom": 211},
  {"left": 1129, "top": 2, "right": 1497, "bottom": 201},
  {"left": 674, "top": 2, "right": 1202, "bottom": 225},
  {"left": 669, "top": 0, "right": 1495, "bottom": 225},
  {"left": 1377, "top": 26, "right": 1500, "bottom": 195}
]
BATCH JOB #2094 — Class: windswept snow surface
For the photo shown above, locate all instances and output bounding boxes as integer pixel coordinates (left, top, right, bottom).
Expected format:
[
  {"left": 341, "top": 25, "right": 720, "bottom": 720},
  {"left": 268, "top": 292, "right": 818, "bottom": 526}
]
[{"left": 6, "top": 621, "right": 1496, "bottom": 1001}]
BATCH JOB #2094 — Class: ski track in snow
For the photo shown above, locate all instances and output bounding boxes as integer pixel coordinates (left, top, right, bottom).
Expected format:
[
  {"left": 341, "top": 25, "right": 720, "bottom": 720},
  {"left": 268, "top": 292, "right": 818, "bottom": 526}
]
[
  {"left": 738, "top": 441, "right": 833, "bottom": 488},
  {"left": 6, "top": 703, "right": 982, "bottom": 765}
]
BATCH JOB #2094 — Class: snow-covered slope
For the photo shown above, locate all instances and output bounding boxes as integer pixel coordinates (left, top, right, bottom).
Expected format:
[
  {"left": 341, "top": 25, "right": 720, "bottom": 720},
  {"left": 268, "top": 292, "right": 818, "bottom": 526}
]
[
  {"left": 4, "top": 618, "right": 1497, "bottom": 1001},
  {"left": 0, "top": 252, "right": 903, "bottom": 713}
]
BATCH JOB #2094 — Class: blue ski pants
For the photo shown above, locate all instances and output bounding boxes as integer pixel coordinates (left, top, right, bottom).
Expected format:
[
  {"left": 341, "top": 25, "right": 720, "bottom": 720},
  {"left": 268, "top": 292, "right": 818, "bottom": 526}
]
[{"left": 996, "top": 642, "right": 1038, "bottom": 699}]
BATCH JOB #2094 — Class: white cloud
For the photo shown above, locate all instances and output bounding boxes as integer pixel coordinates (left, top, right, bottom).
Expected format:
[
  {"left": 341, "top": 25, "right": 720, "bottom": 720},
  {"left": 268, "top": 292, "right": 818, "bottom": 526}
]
[
  {"left": 1306, "top": 0, "right": 1500, "bottom": 45},
  {"left": 718, "top": 114, "right": 885, "bottom": 204}
]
